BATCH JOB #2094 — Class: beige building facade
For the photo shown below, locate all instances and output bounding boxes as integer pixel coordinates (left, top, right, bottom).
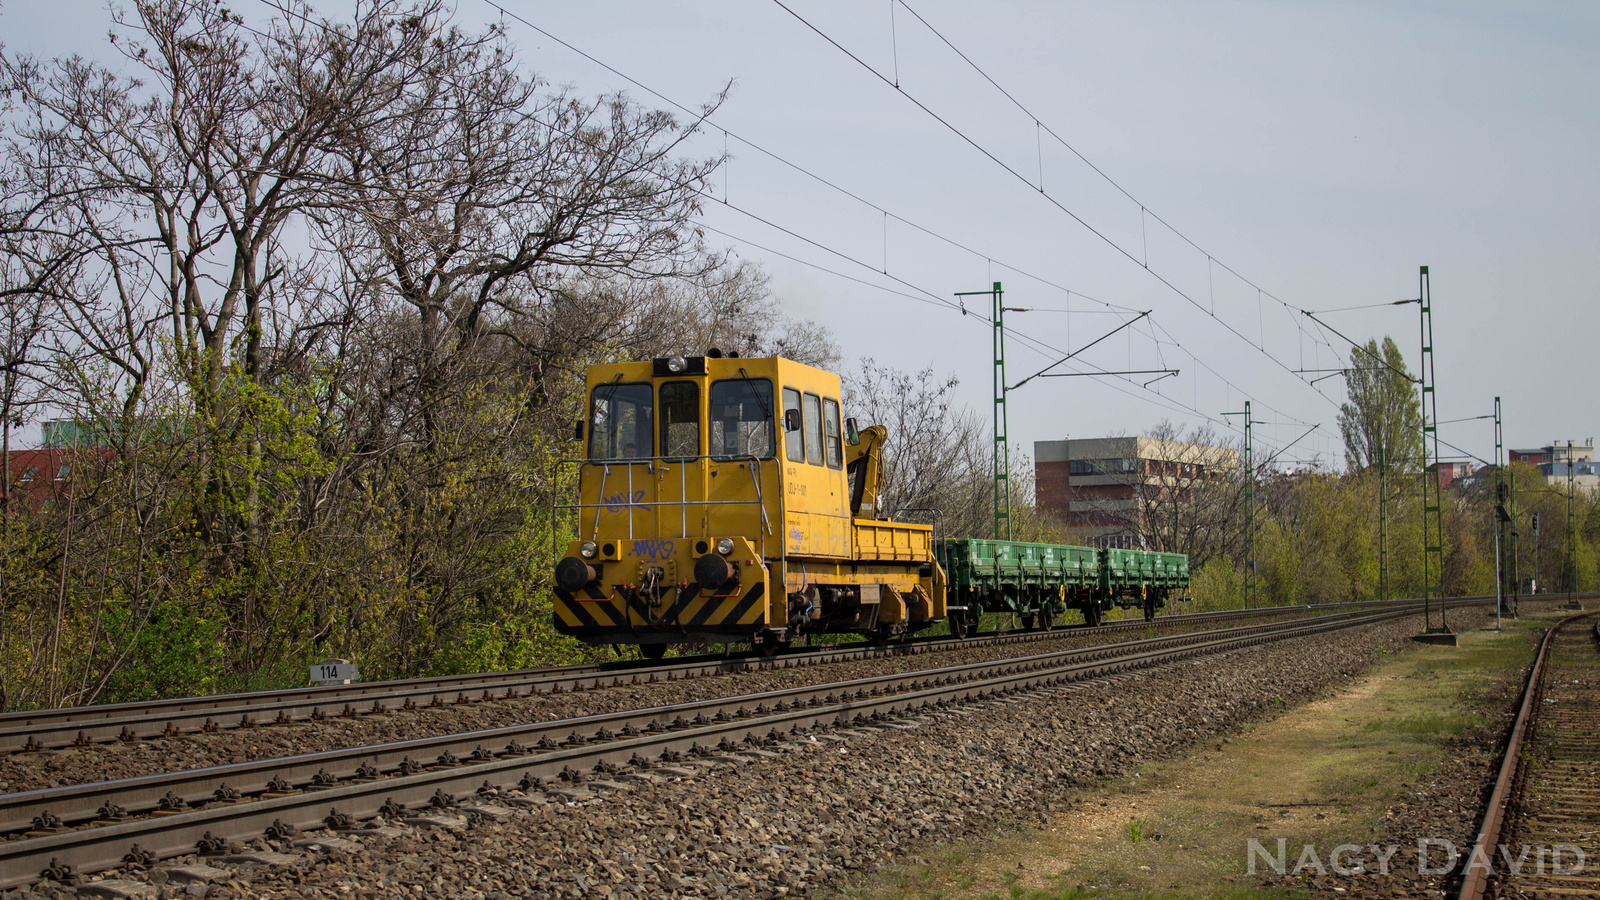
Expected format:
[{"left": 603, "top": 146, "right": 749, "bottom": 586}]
[
  {"left": 1034, "top": 436, "right": 1238, "bottom": 547},
  {"left": 1509, "top": 441, "right": 1600, "bottom": 493}
]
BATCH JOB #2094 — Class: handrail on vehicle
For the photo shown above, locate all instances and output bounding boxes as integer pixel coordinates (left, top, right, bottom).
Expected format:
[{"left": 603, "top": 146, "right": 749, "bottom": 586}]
[{"left": 550, "top": 453, "right": 774, "bottom": 560}]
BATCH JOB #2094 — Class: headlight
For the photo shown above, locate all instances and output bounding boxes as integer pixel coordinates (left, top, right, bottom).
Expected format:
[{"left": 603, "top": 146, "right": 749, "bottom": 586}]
[
  {"left": 579, "top": 541, "right": 598, "bottom": 559},
  {"left": 715, "top": 537, "right": 734, "bottom": 556},
  {"left": 666, "top": 356, "right": 687, "bottom": 373}
]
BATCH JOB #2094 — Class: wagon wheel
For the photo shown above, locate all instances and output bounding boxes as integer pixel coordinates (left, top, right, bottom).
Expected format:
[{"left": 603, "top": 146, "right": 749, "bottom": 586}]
[
  {"left": 869, "top": 630, "right": 891, "bottom": 648},
  {"left": 1038, "top": 604, "right": 1054, "bottom": 631},
  {"left": 753, "top": 633, "right": 782, "bottom": 658},
  {"left": 640, "top": 643, "right": 668, "bottom": 661},
  {"left": 1020, "top": 611, "right": 1036, "bottom": 631},
  {"left": 1084, "top": 603, "right": 1102, "bottom": 628}
]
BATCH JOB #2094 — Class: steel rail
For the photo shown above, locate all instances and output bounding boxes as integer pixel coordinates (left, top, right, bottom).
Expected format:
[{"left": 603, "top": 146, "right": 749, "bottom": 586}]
[
  {"left": 0, "top": 606, "right": 1401, "bottom": 835},
  {"left": 1455, "top": 607, "right": 1599, "bottom": 900},
  {"left": 0, "top": 601, "right": 1373, "bottom": 741},
  {"left": 0, "top": 597, "right": 1460, "bottom": 754},
  {"left": 1, "top": 600, "right": 1474, "bottom": 888}
]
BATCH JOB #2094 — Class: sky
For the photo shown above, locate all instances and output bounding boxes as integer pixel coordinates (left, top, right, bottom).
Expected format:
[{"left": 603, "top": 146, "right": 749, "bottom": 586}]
[{"left": 5, "top": 0, "right": 1598, "bottom": 469}]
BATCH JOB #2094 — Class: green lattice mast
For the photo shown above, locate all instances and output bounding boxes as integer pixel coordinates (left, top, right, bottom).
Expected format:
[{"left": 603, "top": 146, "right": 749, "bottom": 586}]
[
  {"left": 1565, "top": 441, "right": 1580, "bottom": 609},
  {"left": 1418, "top": 266, "right": 1448, "bottom": 634},
  {"left": 992, "top": 283, "right": 1010, "bottom": 540},
  {"left": 1494, "top": 396, "right": 1504, "bottom": 629},
  {"left": 957, "top": 282, "right": 1012, "bottom": 541},
  {"left": 1378, "top": 446, "right": 1388, "bottom": 603},
  {"left": 1224, "top": 401, "right": 1256, "bottom": 608}
]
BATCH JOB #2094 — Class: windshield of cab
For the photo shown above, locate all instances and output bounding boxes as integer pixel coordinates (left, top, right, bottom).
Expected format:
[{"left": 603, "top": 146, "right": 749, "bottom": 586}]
[{"left": 588, "top": 383, "right": 653, "bottom": 459}]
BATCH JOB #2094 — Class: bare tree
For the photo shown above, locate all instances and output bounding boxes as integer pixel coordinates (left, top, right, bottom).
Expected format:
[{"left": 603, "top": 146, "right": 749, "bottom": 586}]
[
  {"left": 0, "top": 0, "right": 469, "bottom": 571},
  {"left": 0, "top": 220, "right": 64, "bottom": 520},
  {"left": 843, "top": 360, "right": 990, "bottom": 537},
  {"left": 310, "top": 7, "right": 722, "bottom": 443},
  {"left": 0, "top": 0, "right": 888, "bottom": 703},
  {"left": 1115, "top": 421, "right": 1249, "bottom": 568},
  {"left": 0, "top": 0, "right": 747, "bottom": 693}
]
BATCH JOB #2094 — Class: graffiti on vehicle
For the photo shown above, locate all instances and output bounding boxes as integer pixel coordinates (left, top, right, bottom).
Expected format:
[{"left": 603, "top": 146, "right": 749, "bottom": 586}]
[
  {"left": 605, "top": 490, "right": 646, "bottom": 513},
  {"left": 632, "top": 539, "right": 676, "bottom": 560}
]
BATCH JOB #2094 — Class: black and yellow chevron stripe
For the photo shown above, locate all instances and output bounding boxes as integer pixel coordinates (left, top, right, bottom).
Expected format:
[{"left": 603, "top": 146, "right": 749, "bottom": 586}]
[{"left": 553, "top": 581, "right": 768, "bottom": 637}]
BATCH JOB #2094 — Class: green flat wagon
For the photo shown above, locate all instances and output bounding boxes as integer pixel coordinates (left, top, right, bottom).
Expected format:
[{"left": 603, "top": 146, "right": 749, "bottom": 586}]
[{"left": 937, "top": 539, "right": 1190, "bottom": 634}]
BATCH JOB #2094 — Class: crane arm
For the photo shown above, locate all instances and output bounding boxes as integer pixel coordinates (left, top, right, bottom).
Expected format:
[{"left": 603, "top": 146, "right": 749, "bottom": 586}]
[{"left": 845, "top": 424, "right": 888, "bottom": 518}]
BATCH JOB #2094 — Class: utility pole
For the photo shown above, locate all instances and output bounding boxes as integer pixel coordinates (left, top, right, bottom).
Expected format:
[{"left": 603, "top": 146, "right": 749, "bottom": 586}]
[
  {"left": 957, "top": 282, "right": 1012, "bottom": 541},
  {"left": 1223, "top": 401, "right": 1260, "bottom": 608},
  {"left": 1378, "top": 446, "right": 1388, "bottom": 603},
  {"left": 1415, "top": 266, "right": 1454, "bottom": 644},
  {"left": 1508, "top": 465, "right": 1519, "bottom": 616},
  {"left": 1564, "top": 440, "right": 1582, "bottom": 610},
  {"left": 1493, "top": 396, "right": 1504, "bottom": 630},
  {"left": 993, "top": 282, "right": 1010, "bottom": 541},
  {"left": 1243, "top": 401, "right": 1255, "bottom": 610}
]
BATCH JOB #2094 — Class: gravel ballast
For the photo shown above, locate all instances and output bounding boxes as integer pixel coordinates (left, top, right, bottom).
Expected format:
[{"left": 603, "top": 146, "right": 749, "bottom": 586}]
[
  {"left": 0, "top": 610, "right": 1330, "bottom": 794},
  {"left": 2, "top": 608, "right": 1484, "bottom": 900}
]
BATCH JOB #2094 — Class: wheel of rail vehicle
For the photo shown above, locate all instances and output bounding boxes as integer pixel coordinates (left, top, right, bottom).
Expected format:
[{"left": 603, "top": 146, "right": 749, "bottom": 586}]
[
  {"left": 640, "top": 643, "right": 668, "bottom": 661},
  {"left": 1038, "top": 604, "right": 1054, "bottom": 631},
  {"left": 753, "top": 633, "right": 783, "bottom": 658},
  {"left": 1084, "top": 603, "right": 1102, "bottom": 627},
  {"left": 1021, "top": 611, "right": 1037, "bottom": 631},
  {"left": 869, "top": 629, "right": 891, "bottom": 648}
]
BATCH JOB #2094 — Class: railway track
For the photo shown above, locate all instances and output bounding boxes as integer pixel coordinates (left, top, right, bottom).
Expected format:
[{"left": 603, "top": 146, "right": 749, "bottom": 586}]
[
  {"left": 0, "top": 598, "right": 1448, "bottom": 755},
  {"left": 0, "top": 599, "right": 1472, "bottom": 890},
  {"left": 1459, "top": 609, "right": 1600, "bottom": 900}
]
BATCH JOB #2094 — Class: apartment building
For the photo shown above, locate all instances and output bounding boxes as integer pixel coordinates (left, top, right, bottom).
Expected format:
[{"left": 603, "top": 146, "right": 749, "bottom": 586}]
[{"left": 1034, "top": 436, "right": 1238, "bottom": 547}]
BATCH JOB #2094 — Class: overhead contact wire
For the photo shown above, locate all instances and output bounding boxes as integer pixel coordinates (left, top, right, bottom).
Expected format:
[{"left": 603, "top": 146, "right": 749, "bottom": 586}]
[
  {"left": 485, "top": 1, "right": 1143, "bottom": 318},
  {"left": 485, "top": 1, "right": 1319, "bottom": 432},
  {"left": 775, "top": 0, "right": 1343, "bottom": 406},
  {"left": 276, "top": 0, "right": 1320, "bottom": 457}
]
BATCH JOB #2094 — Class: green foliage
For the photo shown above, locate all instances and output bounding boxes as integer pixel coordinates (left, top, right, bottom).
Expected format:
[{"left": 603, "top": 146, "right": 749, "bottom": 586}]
[
  {"left": 1338, "top": 336, "right": 1422, "bottom": 474},
  {"left": 1189, "top": 557, "right": 1247, "bottom": 611},
  {"left": 424, "top": 598, "right": 604, "bottom": 676},
  {"left": 0, "top": 0, "right": 746, "bottom": 710},
  {"left": 97, "top": 599, "right": 227, "bottom": 703},
  {"left": 0, "top": 360, "right": 608, "bottom": 707},
  {"left": 1173, "top": 455, "right": 1584, "bottom": 613},
  {"left": 1257, "top": 472, "right": 1374, "bottom": 606}
]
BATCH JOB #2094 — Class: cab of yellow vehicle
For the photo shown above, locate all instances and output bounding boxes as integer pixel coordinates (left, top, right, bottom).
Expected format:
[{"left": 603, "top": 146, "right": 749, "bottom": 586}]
[{"left": 550, "top": 351, "right": 944, "bottom": 657}]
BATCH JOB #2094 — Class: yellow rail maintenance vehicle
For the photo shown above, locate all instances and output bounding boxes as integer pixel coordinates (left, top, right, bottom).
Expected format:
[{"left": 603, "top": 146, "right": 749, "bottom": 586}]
[{"left": 552, "top": 351, "right": 947, "bottom": 658}]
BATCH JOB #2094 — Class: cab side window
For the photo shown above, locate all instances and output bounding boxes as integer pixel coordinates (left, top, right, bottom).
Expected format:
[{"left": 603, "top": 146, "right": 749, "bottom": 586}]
[
  {"left": 823, "top": 399, "right": 843, "bottom": 469},
  {"left": 783, "top": 387, "right": 804, "bottom": 463},
  {"left": 802, "top": 393, "right": 824, "bottom": 467},
  {"left": 659, "top": 381, "right": 699, "bottom": 459}
]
